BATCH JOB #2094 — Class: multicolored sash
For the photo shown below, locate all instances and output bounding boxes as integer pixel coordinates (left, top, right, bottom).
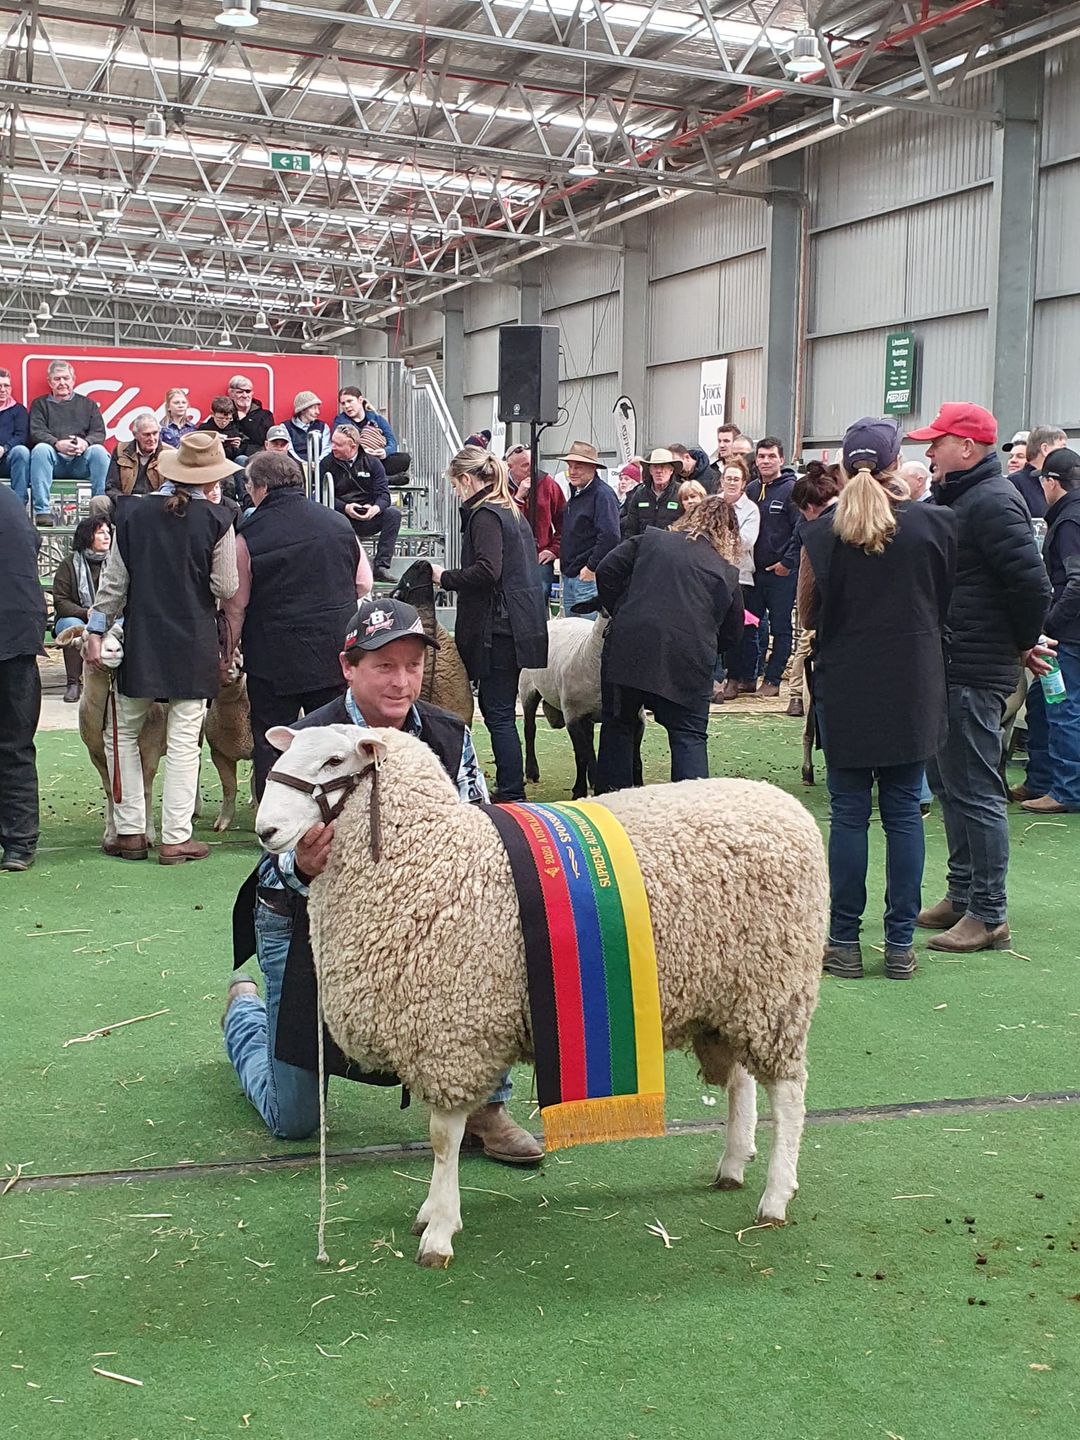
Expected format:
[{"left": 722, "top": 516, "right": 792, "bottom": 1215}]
[{"left": 483, "top": 800, "right": 665, "bottom": 1151}]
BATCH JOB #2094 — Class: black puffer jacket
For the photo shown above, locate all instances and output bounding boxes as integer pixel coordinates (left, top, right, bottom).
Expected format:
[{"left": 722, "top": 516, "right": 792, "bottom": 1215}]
[{"left": 931, "top": 452, "right": 1051, "bottom": 693}]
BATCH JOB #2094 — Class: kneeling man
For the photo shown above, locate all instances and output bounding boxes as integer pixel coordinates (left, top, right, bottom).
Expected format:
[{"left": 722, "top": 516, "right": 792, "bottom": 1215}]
[{"left": 224, "top": 597, "right": 541, "bottom": 1163}]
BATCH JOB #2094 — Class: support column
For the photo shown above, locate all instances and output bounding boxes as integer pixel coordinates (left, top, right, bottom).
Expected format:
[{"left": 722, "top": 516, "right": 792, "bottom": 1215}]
[
  {"left": 442, "top": 292, "right": 465, "bottom": 439},
  {"left": 763, "top": 152, "right": 805, "bottom": 451},
  {"left": 990, "top": 56, "right": 1041, "bottom": 441},
  {"left": 619, "top": 217, "right": 648, "bottom": 413}
]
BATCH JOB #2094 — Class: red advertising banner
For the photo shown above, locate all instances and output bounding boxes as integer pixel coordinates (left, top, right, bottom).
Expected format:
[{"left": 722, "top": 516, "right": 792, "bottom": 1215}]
[{"left": 0, "top": 344, "right": 340, "bottom": 447}]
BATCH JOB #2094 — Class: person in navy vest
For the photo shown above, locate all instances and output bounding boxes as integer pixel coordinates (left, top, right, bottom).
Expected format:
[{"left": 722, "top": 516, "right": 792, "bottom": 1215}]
[
  {"left": 225, "top": 598, "right": 542, "bottom": 1163},
  {"left": 0, "top": 367, "right": 31, "bottom": 504},
  {"left": 221, "top": 449, "right": 373, "bottom": 797},
  {"left": 0, "top": 482, "right": 46, "bottom": 870}
]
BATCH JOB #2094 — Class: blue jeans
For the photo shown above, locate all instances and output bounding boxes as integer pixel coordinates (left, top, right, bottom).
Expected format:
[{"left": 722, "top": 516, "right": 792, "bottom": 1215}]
[
  {"left": 826, "top": 760, "right": 926, "bottom": 949},
  {"left": 53, "top": 616, "right": 85, "bottom": 637},
  {"left": 28, "top": 444, "right": 110, "bottom": 513},
  {"left": 1, "top": 445, "right": 30, "bottom": 501},
  {"left": 754, "top": 569, "right": 797, "bottom": 685},
  {"left": 478, "top": 633, "right": 525, "bottom": 801},
  {"left": 1025, "top": 642, "right": 1080, "bottom": 808},
  {"left": 223, "top": 905, "right": 512, "bottom": 1139},
  {"left": 562, "top": 574, "right": 598, "bottom": 615},
  {"left": 926, "top": 685, "right": 1010, "bottom": 925},
  {"left": 598, "top": 685, "right": 709, "bottom": 791},
  {"left": 537, "top": 560, "right": 556, "bottom": 602}
]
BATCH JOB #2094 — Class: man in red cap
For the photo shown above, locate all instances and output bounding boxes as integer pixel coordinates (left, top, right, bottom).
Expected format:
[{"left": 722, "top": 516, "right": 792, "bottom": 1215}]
[{"left": 906, "top": 403, "right": 1052, "bottom": 953}]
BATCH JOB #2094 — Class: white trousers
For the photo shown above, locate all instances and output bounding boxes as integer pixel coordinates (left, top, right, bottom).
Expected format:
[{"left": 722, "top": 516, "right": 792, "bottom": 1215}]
[{"left": 108, "top": 694, "right": 206, "bottom": 844}]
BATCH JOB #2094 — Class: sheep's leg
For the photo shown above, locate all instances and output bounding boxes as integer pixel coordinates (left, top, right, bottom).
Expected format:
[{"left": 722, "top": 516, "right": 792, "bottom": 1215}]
[
  {"left": 141, "top": 760, "right": 159, "bottom": 847},
  {"left": 413, "top": 1107, "right": 468, "bottom": 1268},
  {"left": 91, "top": 755, "right": 118, "bottom": 847},
  {"left": 716, "top": 1064, "right": 759, "bottom": 1190},
  {"left": 567, "top": 716, "right": 595, "bottom": 799},
  {"left": 210, "top": 751, "right": 238, "bottom": 832},
  {"left": 523, "top": 690, "right": 541, "bottom": 785},
  {"left": 757, "top": 1076, "right": 807, "bottom": 1225}
]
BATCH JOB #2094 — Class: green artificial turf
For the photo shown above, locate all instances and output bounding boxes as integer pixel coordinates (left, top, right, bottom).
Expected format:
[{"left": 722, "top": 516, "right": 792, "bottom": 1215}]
[{"left": 2, "top": 1108, "right": 1078, "bottom": 1440}]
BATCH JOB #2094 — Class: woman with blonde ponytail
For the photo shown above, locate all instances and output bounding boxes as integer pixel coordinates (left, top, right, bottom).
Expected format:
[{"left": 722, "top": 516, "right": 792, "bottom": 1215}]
[
  {"left": 800, "top": 418, "right": 957, "bottom": 981},
  {"left": 431, "top": 444, "right": 548, "bottom": 800}
]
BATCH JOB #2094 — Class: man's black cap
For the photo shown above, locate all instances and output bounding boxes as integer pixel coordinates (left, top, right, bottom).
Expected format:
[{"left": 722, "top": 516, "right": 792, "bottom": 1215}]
[
  {"left": 343, "top": 597, "right": 438, "bottom": 653},
  {"left": 1037, "top": 446, "right": 1080, "bottom": 484}
]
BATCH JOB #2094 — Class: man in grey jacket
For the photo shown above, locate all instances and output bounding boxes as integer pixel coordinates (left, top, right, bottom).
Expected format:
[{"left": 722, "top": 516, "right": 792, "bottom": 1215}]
[{"left": 27, "top": 359, "right": 110, "bottom": 525}]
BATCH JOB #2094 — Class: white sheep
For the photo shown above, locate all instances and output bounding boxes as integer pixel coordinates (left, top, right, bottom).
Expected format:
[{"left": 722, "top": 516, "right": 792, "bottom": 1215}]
[
  {"left": 255, "top": 723, "right": 827, "bottom": 1269},
  {"left": 519, "top": 615, "right": 642, "bottom": 798},
  {"left": 57, "top": 623, "right": 166, "bottom": 849}
]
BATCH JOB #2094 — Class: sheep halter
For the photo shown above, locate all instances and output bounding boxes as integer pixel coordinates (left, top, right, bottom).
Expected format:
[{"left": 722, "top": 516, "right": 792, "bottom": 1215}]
[{"left": 265, "top": 760, "right": 381, "bottom": 860}]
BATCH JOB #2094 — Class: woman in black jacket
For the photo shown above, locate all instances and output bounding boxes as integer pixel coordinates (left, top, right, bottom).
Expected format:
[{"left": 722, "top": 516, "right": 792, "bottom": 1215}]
[
  {"left": 432, "top": 446, "right": 548, "bottom": 802},
  {"left": 595, "top": 495, "right": 744, "bottom": 792},
  {"left": 800, "top": 418, "right": 957, "bottom": 980}
]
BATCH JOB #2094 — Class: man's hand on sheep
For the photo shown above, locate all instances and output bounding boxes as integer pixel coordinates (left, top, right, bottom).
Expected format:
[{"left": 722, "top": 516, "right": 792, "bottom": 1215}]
[
  {"left": 83, "top": 633, "right": 106, "bottom": 674},
  {"left": 294, "top": 821, "right": 335, "bottom": 882},
  {"left": 429, "top": 564, "right": 444, "bottom": 586}
]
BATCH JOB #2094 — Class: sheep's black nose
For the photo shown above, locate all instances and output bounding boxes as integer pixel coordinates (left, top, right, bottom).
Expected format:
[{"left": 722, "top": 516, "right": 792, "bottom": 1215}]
[{"left": 257, "top": 826, "right": 277, "bottom": 845}]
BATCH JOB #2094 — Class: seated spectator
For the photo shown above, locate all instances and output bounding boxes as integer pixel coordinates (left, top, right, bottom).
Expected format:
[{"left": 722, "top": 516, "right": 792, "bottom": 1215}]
[
  {"left": 718, "top": 457, "right": 762, "bottom": 701},
  {"left": 284, "top": 390, "right": 331, "bottom": 467},
  {"left": 52, "top": 516, "right": 112, "bottom": 701},
  {"left": 264, "top": 424, "right": 292, "bottom": 454},
  {"left": 621, "top": 448, "right": 684, "bottom": 535},
  {"left": 160, "top": 388, "right": 197, "bottom": 449},
  {"left": 670, "top": 442, "right": 719, "bottom": 494},
  {"left": 596, "top": 495, "right": 744, "bottom": 790},
  {"left": 615, "top": 461, "right": 641, "bottom": 513},
  {"left": 90, "top": 412, "right": 164, "bottom": 518},
  {"left": 26, "top": 359, "right": 109, "bottom": 525},
  {"left": 1006, "top": 427, "right": 1050, "bottom": 520},
  {"left": 320, "top": 424, "right": 399, "bottom": 582},
  {"left": 677, "top": 478, "right": 707, "bottom": 512},
  {"left": 0, "top": 367, "right": 30, "bottom": 501},
  {"left": 507, "top": 443, "right": 565, "bottom": 598},
  {"left": 199, "top": 397, "right": 247, "bottom": 496},
  {"left": 227, "top": 374, "right": 274, "bottom": 458},
  {"left": 333, "top": 386, "right": 411, "bottom": 477}
]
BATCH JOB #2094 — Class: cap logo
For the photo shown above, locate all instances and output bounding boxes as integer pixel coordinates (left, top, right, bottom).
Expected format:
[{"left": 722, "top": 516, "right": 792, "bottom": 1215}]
[{"left": 364, "top": 607, "right": 396, "bottom": 636}]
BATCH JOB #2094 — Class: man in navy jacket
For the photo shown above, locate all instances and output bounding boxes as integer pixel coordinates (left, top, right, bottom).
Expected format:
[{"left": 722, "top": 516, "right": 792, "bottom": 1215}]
[
  {"left": 0, "top": 368, "right": 30, "bottom": 502},
  {"left": 747, "top": 436, "right": 800, "bottom": 697},
  {"left": 557, "top": 440, "right": 620, "bottom": 613}
]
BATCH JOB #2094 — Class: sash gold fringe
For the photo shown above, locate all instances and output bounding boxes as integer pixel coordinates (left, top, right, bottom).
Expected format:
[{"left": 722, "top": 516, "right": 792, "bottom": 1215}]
[{"left": 541, "top": 1092, "right": 666, "bottom": 1152}]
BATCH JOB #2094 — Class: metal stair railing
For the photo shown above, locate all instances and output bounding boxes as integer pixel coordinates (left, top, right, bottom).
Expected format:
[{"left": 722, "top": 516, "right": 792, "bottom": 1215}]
[{"left": 400, "top": 364, "right": 463, "bottom": 571}]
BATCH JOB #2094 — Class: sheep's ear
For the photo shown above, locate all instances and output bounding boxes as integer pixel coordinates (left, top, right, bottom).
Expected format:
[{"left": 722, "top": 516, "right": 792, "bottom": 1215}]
[
  {"left": 56, "top": 625, "right": 85, "bottom": 649},
  {"left": 354, "top": 733, "right": 389, "bottom": 767},
  {"left": 266, "top": 726, "right": 298, "bottom": 753}
]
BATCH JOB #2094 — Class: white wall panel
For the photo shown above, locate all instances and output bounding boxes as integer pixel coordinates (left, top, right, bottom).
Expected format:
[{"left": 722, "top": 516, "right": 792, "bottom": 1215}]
[
  {"left": 809, "top": 73, "right": 993, "bottom": 230},
  {"left": 904, "top": 187, "right": 992, "bottom": 315},
  {"left": 811, "top": 213, "right": 907, "bottom": 334},
  {"left": 407, "top": 303, "right": 444, "bottom": 350},
  {"left": 717, "top": 252, "right": 768, "bottom": 354},
  {"left": 648, "top": 193, "right": 767, "bottom": 280},
  {"left": 647, "top": 268, "right": 720, "bottom": 366},
  {"left": 541, "top": 250, "right": 621, "bottom": 309},
  {"left": 540, "top": 372, "right": 621, "bottom": 465},
  {"left": 463, "top": 326, "right": 499, "bottom": 396},
  {"left": 464, "top": 393, "right": 496, "bottom": 438},
  {"left": 464, "top": 282, "right": 518, "bottom": 334},
  {"left": 545, "top": 294, "right": 621, "bottom": 381},
  {"left": 644, "top": 348, "right": 763, "bottom": 445},
  {"left": 1032, "top": 297, "right": 1080, "bottom": 427},
  {"left": 1037, "top": 162, "right": 1080, "bottom": 297},
  {"left": 1042, "top": 40, "right": 1080, "bottom": 165}
]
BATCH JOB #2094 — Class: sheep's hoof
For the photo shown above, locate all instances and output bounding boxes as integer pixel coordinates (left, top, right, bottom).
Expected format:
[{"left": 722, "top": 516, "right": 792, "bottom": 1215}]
[
  {"left": 410, "top": 1217, "right": 428, "bottom": 1237},
  {"left": 526, "top": 770, "right": 540, "bottom": 785},
  {"left": 212, "top": 815, "right": 232, "bottom": 833},
  {"left": 755, "top": 1206, "right": 789, "bottom": 1227},
  {"left": 416, "top": 1247, "right": 452, "bottom": 1269},
  {"left": 714, "top": 1174, "right": 744, "bottom": 1191}
]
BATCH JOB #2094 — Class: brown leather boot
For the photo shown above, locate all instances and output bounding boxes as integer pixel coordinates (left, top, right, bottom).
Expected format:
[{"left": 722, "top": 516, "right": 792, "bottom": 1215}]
[
  {"left": 927, "top": 916, "right": 1012, "bottom": 953},
  {"left": 758, "top": 681, "right": 781, "bottom": 698},
  {"left": 105, "top": 833, "right": 148, "bottom": 861},
  {"left": 722, "top": 678, "right": 741, "bottom": 701},
  {"left": 159, "top": 839, "right": 210, "bottom": 866},
  {"left": 786, "top": 695, "right": 804, "bottom": 718},
  {"left": 463, "top": 1103, "right": 543, "bottom": 1165},
  {"left": 916, "top": 898, "right": 965, "bottom": 930},
  {"left": 62, "top": 645, "right": 82, "bottom": 703}
]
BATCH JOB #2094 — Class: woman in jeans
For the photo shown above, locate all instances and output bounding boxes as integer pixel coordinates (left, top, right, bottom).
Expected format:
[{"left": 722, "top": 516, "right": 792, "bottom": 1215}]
[
  {"left": 800, "top": 418, "right": 957, "bottom": 980},
  {"left": 432, "top": 446, "right": 548, "bottom": 801}
]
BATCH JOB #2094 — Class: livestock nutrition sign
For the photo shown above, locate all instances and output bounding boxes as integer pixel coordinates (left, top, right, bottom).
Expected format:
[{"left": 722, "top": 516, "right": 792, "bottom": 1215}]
[{"left": 883, "top": 331, "right": 916, "bottom": 417}]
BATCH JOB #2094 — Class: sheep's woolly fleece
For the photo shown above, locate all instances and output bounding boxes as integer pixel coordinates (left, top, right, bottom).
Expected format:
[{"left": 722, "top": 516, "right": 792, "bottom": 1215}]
[{"left": 303, "top": 726, "right": 828, "bottom": 1112}]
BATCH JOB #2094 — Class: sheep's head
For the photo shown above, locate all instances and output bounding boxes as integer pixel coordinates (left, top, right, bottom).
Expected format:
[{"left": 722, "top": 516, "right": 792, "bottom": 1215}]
[
  {"left": 58, "top": 621, "right": 124, "bottom": 668},
  {"left": 255, "top": 724, "right": 387, "bottom": 854}
]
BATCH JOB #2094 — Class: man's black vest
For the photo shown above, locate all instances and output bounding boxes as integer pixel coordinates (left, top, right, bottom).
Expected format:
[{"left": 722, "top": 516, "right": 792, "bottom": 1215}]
[
  {"left": 239, "top": 487, "right": 359, "bottom": 695},
  {"left": 0, "top": 486, "right": 46, "bottom": 662}
]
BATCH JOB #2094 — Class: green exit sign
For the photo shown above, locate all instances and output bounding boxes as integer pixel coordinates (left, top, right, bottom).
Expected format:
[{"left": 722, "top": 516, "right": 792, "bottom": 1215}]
[{"left": 270, "top": 151, "right": 311, "bottom": 173}]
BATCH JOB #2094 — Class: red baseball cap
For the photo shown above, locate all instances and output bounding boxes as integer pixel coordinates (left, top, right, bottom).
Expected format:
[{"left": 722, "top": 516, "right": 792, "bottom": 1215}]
[{"left": 907, "top": 403, "right": 997, "bottom": 445}]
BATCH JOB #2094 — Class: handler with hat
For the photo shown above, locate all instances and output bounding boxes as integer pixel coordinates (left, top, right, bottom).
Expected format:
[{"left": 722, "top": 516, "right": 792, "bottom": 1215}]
[
  {"left": 620, "top": 447, "right": 685, "bottom": 537},
  {"left": 558, "top": 439, "right": 621, "bottom": 614},
  {"left": 224, "top": 596, "right": 542, "bottom": 1162},
  {"left": 84, "top": 432, "right": 240, "bottom": 864}
]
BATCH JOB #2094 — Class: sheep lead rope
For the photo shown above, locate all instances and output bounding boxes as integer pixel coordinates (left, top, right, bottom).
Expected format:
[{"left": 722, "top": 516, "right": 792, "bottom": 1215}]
[
  {"left": 314, "top": 898, "right": 330, "bottom": 1264},
  {"left": 107, "top": 685, "right": 122, "bottom": 804}
]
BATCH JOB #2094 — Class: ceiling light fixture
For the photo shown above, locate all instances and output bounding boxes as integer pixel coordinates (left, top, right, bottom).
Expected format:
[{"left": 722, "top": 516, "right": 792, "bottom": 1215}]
[
  {"left": 36, "top": 300, "right": 51, "bottom": 322},
  {"left": 97, "top": 192, "right": 122, "bottom": 222},
  {"left": 444, "top": 209, "right": 464, "bottom": 237},
  {"left": 569, "top": 9, "right": 599, "bottom": 181},
  {"left": 298, "top": 292, "right": 317, "bottom": 308},
  {"left": 143, "top": 108, "right": 167, "bottom": 145},
  {"left": 253, "top": 308, "right": 270, "bottom": 330},
  {"left": 356, "top": 253, "right": 378, "bottom": 280},
  {"left": 215, "top": 0, "right": 260, "bottom": 28},
  {"left": 569, "top": 141, "right": 597, "bottom": 178},
  {"left": 218, "top": 322, "right": 232, "bottom": 346},
  {"left": 785, "top": 28, "right": 821, "bottom": 77},
  {"left": 23, "top": 318, "right": 39, "bottom": 342},
  {"left": 51, "top": 277, "right": 69, "bottom": 297},
  {"left": 73, "top": 240, "right": 89, "bottom": 261}
]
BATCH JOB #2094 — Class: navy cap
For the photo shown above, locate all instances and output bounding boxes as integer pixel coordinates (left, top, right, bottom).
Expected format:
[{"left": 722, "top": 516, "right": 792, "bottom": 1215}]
[
  {"left": 1037, "top": 446, "right": 1080, "bottom": 483},
  {"left": 842, "top": 416, "right": 902, "bottom": 474},
  {"left": 343, "top": 598, "right": 437, "bottom": 653}
]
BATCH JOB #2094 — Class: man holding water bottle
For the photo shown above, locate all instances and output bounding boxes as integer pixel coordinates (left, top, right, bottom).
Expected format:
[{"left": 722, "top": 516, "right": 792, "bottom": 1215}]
[{"left": 1018, "top": 447, "right": 1080, "bottom": 816}]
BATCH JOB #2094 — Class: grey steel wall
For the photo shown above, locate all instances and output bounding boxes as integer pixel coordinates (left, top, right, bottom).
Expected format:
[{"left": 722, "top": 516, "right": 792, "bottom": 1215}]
[
  {"left": 462, "top": 281, "right": 519, "bottom": 438},
  {"left": 1031, "top": 39, "right": 1080, "bottom": 428},
  {"left": 540, "top": 249, "right": 622, "bottom": 462}
]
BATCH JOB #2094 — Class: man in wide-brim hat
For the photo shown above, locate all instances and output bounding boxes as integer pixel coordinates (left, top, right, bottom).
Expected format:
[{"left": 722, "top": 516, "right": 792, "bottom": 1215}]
[
  {"left": 621, "top": 446, "right": 684, "bottom": 537},
  {"left": 558, "top": 438, "right": 621, "bottom": 614},
  {"left": 83, "top": 430, "right": 240, "bottom": 866}
]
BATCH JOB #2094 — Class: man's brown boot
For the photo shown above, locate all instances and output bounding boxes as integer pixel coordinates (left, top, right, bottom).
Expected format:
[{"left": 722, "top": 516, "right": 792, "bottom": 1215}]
[
  {"left": 758, "top": 681, "right": 781, "bottom": 698},
  {"left": 722, "top": 679, "right": 741, "bottom": 701},
  {"left": 463, "top": 1103, "right": 543, "bottom": 1165},
  {"left": 916, "top": 898, "right": 965, "bottom": 930},
  {"left": 106, "top": 832, "right": 148, "bottom": 861},
  {"left": 786, "top": 695, "right": 804, "bottom": 718},
  {"left": 927, "top": 916, "right": 1012, "bottom": 953},
  {"left": 159, "top": 839, "right": 210, "bottom": 866}
]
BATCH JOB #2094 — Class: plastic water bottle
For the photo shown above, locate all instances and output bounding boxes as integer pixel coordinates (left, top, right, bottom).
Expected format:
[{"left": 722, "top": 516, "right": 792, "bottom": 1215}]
[{"left": 1040, "top": 639, "right": 1066, "bottom": 706}]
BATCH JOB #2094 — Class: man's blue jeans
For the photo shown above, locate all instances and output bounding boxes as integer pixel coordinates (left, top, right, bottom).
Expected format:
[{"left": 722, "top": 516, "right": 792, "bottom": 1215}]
[
  {"left": 1025, "top": 642, "right": 1080, "bottom": 809},
  {"left": 562, "top": 574, "right": 598, "bottom": 614},
  {"left": 598, "top": 685, "right": 709, "bottom": 791},
  {"left": 825, "top": 760, "right": 926, "bottom": 949},
  {"left": 224, "top": 904, "right": 511, "bottom": 1140},
  {"left": 28, "top": 444, "right": 110, "bottom": 513},
  {"left": 754, "top": 568, "right": 797, "bottom": 686},
  {"left": 926, "top": 685, "right": 1010, "bottom": 926},
  {"left": 1, "top": 446, "right": 30, "bottom": 502}
]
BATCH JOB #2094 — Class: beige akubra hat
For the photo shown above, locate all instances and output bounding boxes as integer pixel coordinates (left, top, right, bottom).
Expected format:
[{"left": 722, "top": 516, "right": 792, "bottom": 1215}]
[
  {"left": 560, "top": 439, "right": 604, "bottom": 469},
  {"left": 645, "top": 447, "right": 676, "bottom": 466},
  {"left": 157, "top": 430, "right": 243, "bottom": 486}
]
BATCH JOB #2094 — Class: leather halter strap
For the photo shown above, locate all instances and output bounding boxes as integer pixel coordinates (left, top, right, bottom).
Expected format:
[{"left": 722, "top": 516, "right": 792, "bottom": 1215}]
[{"left": 266, "top": 759, "right": 381, "bottom": 859}]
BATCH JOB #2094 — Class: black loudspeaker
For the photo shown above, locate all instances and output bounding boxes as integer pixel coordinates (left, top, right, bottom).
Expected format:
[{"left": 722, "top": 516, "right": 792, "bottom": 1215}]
[{"left": 497, "top": 325, "right": 560, "bottom": 425}]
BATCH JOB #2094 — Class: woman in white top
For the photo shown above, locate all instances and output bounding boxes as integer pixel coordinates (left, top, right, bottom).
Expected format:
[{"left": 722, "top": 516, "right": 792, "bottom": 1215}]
[{"left": 717, "top": 459, "right": 761, "bottom": 700}]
